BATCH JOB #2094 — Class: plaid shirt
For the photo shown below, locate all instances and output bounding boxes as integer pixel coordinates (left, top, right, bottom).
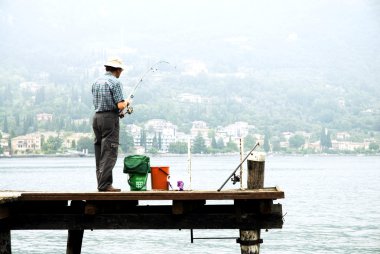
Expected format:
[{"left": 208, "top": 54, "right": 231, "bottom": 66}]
[{"left": 92, "top": 72, "right": 124, "bottom": 112}]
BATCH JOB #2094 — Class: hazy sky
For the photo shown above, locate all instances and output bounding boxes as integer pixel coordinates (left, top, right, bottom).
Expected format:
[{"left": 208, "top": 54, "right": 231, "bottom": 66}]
[{"left": 1, "top": 0, "right": 379, "bottom": 80}]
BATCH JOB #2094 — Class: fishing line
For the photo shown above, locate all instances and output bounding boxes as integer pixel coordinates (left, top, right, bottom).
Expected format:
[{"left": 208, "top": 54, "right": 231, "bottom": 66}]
[{"left": 119, "top": 60, "right": 171, "bottom": 118}]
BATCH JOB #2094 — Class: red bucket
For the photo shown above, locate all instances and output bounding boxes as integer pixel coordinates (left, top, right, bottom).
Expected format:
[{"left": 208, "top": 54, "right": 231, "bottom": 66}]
[{"left": 150, "top": 166, "right": 170, "bottom": 190}]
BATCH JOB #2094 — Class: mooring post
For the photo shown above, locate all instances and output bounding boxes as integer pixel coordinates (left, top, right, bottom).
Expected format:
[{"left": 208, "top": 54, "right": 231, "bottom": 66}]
[
  {"left": 239, "top": 152, "right": 265, "bottom": 254},
  {"left": 66, "top": 229, "right": 84, "bottom": 254},
  {"left": 0, "top": 230, "right": 11, "bottom": 254},
  {"left": 66, "top": 200, "right": 85, "bottom": 254}
]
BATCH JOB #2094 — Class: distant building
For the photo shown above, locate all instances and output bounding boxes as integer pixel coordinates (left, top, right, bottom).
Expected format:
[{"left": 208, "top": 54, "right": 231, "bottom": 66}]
[
  {"left": 296, "top": 131, "right": 312, "bottom": 139},
  {"left": 0, "top": 132, "right": 10, "bottom": 156},
  {"left": 11, "top": 133, "right": 42, "bottom": 154},
  {"left": 331, "top": 141, "right": 369, "bottom": 151},
  {"left": 20, "top": 82, "right": 42, "bottom": 93},
  {"left": 175, "top": 131, "right": 191, "bottom": 143},
  {"left": 191, "top": 121, "right": 210, "bottom": 146},
  {"left": 126, "top": 124, "right": 143, "bottom": 147},
  {"left": 72, "top": 118, "right": 90, "bottom": 125},
  {"left": 222, "top": 121, "right": 249, "bottom": 138},
  {"left": 144, "top": 119, "right": 177, "bottom": 152},
  {"left": 178, "top": 93, "right": 203, "bottom": 103},
  {"left": 191, "top": 121, "right": 209, "bottom": 138},
  {"left": 127, "top": 120, "right": 178, "bottom": 152},
  {"left": 215, "top": 128, "right": 229, "bottom": 145},
  {"left": 214, "top": 122, "right": 251, "bottom": 146},
  {"left": 303, "top": 141, "right": 321, "bottom": 152},
  {"left": 134, "top": 146, "right": 145, "bottom": 154},
  {"left": 36, "top": 113, "right": 53, "bottom": 122},
  {"left": 336, "top": 132, "right": 351, "bottom": 140},
  {"left": 280, "top": 141, "right": 289, "bottom": 149},
  {"left": 281, "top": 132, "right": 294, "bottom": 141}
]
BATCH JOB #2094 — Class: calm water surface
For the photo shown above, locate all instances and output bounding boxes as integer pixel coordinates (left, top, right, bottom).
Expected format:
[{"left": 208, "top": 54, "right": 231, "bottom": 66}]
[{"left": 1, "top": 155, "right": 379, "bottom": 253}]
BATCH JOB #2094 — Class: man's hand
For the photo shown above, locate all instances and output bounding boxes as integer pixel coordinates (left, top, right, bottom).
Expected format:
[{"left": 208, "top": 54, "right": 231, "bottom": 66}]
[
  {"left": 118, "top": 99, "right": 132, "bottom": 118},
  {"left": 117, "top": 100, "right": 130, "bottom": 110}
]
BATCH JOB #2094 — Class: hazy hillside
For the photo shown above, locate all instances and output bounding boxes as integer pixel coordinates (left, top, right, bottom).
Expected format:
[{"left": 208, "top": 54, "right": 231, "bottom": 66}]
[{"left": 1, "top": 0, "right": 379, "bottom": 136}]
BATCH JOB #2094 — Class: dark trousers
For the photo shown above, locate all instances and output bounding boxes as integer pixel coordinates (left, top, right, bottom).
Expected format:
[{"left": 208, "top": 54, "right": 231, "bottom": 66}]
[{"left": 92, "top": 112, "right": 120, "bottom": 190}]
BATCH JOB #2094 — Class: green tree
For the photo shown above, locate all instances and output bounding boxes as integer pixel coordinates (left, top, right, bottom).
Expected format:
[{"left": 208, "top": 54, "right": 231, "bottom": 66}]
[
  {"left": 158, "top": 132, "right": 162, "bottom": 150},
  {"left": 289, "top": 135, "right": 305, "bottom": 149},
  {"left": 211, "top": 136, "right": 217, "bottom": 149},
  {"left": 168, "top": 141, "right": 188, "bottom": 154},
  {"left": 76, "top": 137, "right": 94, "bottom": 153},
  {"left": 216, "top": 137, "right": 224, "bottom": 149},
  {"left": 320, "top": 127, "right": 332, "bottom": 150},
  {"left": 42, "top": 136, "right": 63, "bottom": 154},
  {"left": 35, "top": 87, "right": 46, "bottom": 105},
  {"left": 209, "top": 130, "right": 218, "bottom": 149},
  {"left": 148, "top": 147, "right": 159, "bottom": 154},
  {"left": 140, "top": 129, "right": 146, "bottom": 149},
  {"left": 120, "top": 131, "right": 135, "bottom": 153},
  {"left": 369, "top": 142, "right": 379, "bottom": 151},
  {"left": 152, "top": 133, "right": 158, "bottom": 149},
  {"left": 244, "top": 134, "right": 255, "bottom": 151},
  {"left": 225, "top": 138, "right": 238, "bottom": 152},
  {"left": 192, "top": 132, "right": 207, "bottom": 154},
  {"left": 3, "top": 116, "right": 8, "bottom": 133}
]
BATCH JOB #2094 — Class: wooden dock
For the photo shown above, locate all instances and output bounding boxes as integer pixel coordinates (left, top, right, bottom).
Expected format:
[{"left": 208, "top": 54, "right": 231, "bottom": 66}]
[
  {"left": 0, "top": 152, "right": 285, "bottom": 254},
  {"left": 0, "top": 188, "right": 284, "bottom": 229},
  {"left": 0, "top": 188, "right": 284, "bottom": 253}
]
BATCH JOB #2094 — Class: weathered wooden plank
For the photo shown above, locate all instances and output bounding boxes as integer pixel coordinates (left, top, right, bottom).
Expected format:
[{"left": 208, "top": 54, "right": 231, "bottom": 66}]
[
  {"left": 8, "top": 211, "right": 283, "bottom": 230},
  {"left": 172, "top": 200, "right": 205, "bottom": 215},
  {"left": 84, "top": 200, "right": 138, "bottom": 215},
  {"left": 6, "top": 200, "right": 283, "bottom": 230},
  {"left": 18, "top": 188, "right": 284, "bottom": 201}
]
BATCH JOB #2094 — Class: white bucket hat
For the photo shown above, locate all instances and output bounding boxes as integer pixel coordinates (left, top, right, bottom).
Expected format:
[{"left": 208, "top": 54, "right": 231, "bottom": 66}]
[{"left": 104, "top": 58, "right": 126, "bottom": 69}]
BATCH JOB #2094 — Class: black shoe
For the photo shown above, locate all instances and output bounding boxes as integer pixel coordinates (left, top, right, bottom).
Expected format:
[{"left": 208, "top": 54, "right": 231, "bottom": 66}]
[{"left": 99, "top": 186, "right": 121, "bottom": 192}]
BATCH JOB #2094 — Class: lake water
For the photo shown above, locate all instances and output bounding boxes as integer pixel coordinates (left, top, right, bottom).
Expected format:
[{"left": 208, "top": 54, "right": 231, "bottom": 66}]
[{"left": 1, "top": 155, "right": 379, "bottom": 254}]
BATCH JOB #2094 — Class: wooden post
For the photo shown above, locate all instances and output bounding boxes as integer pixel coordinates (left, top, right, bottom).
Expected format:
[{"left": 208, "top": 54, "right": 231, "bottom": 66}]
[
  {"left": 0, "top": 230, "right": 11, "bottom": 254},
  {"left": 66, "top": 230, "right": 84, "bottom": 254},
  {"left": 66, "top": 200, "right": 84, "bottom": 254},
  {"left": 240, "top": 152, "right": 265, "bottom": 254}
]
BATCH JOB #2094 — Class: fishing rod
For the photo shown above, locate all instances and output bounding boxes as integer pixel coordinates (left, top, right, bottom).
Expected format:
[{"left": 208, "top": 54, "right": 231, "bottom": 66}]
[
  {"left": 119, "top": 60, "right": 170, "bottom": 118},
  {"left": 217, "top": 142, "right": 260, "bottom": 191}
]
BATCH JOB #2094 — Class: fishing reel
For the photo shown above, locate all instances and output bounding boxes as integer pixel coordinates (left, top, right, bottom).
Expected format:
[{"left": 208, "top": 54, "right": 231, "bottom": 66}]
[
  {"left": 125, "top": 106, "right": 133, "bottom": 114},
  {"left": 230, "top": 173, "right": 240, "bottom": 185},
  {"left": 119, "top": 106, "right": 133, "bottom": 118}
]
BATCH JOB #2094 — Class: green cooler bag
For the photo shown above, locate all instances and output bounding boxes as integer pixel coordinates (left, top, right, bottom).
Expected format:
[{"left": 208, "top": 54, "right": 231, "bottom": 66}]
[{"left": 123, "top": 155, "right": 151, "bottom": 174}]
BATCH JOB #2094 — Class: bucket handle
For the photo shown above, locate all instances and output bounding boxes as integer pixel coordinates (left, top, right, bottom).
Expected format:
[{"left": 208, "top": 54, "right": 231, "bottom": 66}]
[
  {"left": 158, "top": 167, "right": 172, "bottom": 190},
  {"left": 158, "top": 167, "right": 169, "bottom": 176}
]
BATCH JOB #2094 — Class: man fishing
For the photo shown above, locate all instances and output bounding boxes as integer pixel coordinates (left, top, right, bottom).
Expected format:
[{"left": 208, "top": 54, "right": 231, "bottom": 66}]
[{"left": 92, "top": 58, "right": 129, "bottom": 192}]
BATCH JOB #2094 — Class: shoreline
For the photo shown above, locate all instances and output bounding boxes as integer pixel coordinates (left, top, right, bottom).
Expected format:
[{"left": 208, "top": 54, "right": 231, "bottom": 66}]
[{"left": 1, "top": 152, "right": 379, "bottom": 159}]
